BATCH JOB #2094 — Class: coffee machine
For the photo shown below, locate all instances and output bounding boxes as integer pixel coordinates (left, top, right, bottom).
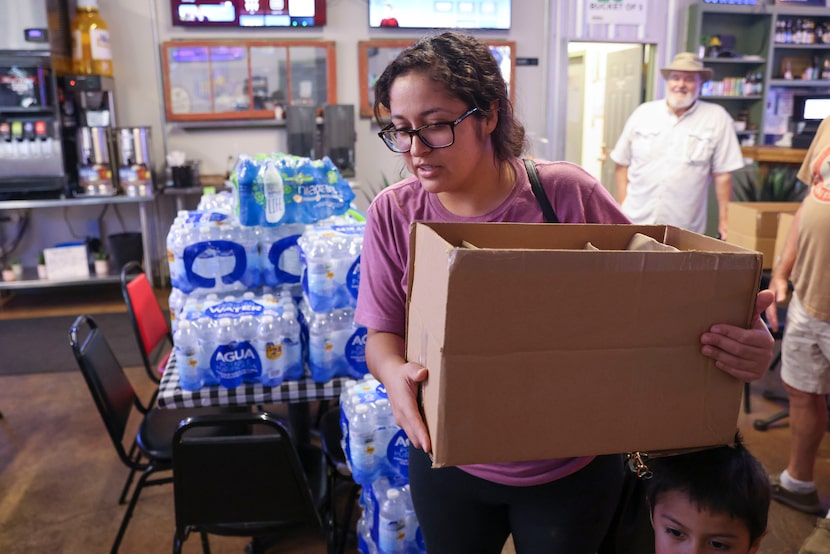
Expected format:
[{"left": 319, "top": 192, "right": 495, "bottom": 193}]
[
  {"left": 0, "top": 0, "right": 71, "bottom": 199},
  {"left": 59, "top": 73, "right": 119, "bottom": 196}
]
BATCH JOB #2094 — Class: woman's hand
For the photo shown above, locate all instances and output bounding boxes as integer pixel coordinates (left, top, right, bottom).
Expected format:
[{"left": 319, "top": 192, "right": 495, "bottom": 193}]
[
  {"left": 700, "top": 290, "right": 775, "bottom": 382},
  {"left": 365, "top": 330, "right": 432, "bottom": 453},
  {"left": 384, "top": 360, "right": 431, "bottom": 452}
]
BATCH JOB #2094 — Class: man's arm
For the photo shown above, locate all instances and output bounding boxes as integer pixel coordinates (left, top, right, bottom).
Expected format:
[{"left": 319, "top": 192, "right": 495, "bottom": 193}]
[
  {"left": 614, "top": 164, "right": 629, "bottom": 205},
  {"left": 713, "top": 171, "right": 732, "bottom": 240}
]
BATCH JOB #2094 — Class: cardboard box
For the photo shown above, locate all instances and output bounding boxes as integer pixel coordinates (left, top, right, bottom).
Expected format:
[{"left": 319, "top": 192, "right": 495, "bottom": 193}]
[
  {"left": 406, "top": 223, "right": 762, "bottom": 467},
  {"left": 727, "top": 202, "right": 801, "bottom": 268},
  {"left": 773, "top": 212, "right": 796, "bottom": 266},
  {"left": 726, "top": 231, "right": 776, "bottom": 270}
]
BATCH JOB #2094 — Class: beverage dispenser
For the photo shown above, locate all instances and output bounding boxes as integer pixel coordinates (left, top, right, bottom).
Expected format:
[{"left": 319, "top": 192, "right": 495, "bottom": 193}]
[
  {"left": 59, "top": 73, "right": 118, "bottom": 196},
  {"left": 0, "top": 0, "right": 71, "bottom": 198}
]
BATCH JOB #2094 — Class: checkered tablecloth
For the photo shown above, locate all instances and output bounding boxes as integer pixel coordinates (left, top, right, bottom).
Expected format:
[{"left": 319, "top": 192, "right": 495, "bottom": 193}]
[{"left": 156, "top": 353, "right": 349, "bottom": 409}]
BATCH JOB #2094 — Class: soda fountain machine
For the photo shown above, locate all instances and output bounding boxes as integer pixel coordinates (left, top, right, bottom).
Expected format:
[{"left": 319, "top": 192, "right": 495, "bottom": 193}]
[{"left": 0, "top": 0, "right": 71, "bottom": 199}]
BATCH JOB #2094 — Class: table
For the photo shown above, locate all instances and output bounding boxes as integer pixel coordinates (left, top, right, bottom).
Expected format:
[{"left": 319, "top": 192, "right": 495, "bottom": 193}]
[{"left": 157, "top": 354, "right": 349, "bottom": 444}]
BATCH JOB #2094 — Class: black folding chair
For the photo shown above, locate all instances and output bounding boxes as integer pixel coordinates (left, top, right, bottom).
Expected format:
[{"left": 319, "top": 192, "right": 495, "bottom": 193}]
[
  {"left": 172, "top": 411, "right": 332, "bottom": 554},
  {"left": 319, "top": 406, "right": 362, "bottom": 554},
  {"left": 68, "top": 314, "right": 235, "bottom": 553}
]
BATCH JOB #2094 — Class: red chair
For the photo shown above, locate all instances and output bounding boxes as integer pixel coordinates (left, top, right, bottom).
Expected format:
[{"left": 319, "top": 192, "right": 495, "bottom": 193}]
[{"left": 121, "top": 261, "right": 172, "bottom": 385}]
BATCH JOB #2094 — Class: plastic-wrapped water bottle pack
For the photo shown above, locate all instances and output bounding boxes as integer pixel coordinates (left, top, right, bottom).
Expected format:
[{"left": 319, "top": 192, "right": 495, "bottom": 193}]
[
  {"left": 166, "top": 211, "right": 262, "bottom": 295},
  {"left": 173, "top": 290, "right": 303, "bottom": 390},
  {"left": 340, "top": 376, "right": 425, "bottom": 554},
  {"left": 165, "top": 181, "right": 368, "bottom": 388},
  {"left": 297, "top": 223, "right": 364, "bottom": 313},
  {"left": 232, "top": 153, "right": 355, "bottom": 227}
]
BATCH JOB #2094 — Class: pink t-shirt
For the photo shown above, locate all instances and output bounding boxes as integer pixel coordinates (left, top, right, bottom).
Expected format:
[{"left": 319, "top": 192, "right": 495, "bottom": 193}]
[{"left": 355, "top": 157, "right": 630, "bottom": 486}]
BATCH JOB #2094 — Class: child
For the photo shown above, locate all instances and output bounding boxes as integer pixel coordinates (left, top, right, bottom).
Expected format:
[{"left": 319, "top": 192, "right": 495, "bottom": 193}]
[{"left": 646, "top": 435, "right": 770, "bottom": 554}]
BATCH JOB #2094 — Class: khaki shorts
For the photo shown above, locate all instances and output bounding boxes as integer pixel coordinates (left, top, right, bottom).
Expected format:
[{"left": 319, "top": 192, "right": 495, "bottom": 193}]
[{"left": 781, "top": 293, "right": 830, "bottom": 395}]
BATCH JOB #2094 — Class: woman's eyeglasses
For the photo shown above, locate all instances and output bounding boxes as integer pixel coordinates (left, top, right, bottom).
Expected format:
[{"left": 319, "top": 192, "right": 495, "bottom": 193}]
[{"left": 377, "top": 107, "right": 479, "bottom": 153}]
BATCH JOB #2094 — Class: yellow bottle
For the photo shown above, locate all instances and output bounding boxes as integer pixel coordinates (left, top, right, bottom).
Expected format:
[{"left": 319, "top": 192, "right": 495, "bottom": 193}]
[{"left": 71, "top": 0, "right": 113, "bottom": 76}]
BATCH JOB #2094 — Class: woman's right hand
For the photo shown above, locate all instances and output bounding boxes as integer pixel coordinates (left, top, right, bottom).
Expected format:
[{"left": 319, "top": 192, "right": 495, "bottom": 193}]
[
  {"left": 384, "top": 360, "right": 431, "bottom": 452},
  {"left": 365, "top": 330, "right": 432, "bottom": 453}
]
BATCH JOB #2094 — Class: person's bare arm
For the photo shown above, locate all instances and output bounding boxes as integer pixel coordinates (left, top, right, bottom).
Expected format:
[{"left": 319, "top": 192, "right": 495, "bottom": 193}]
[
  {"left": 713, "top": 172, "right": 732, "bottom": 240},
  {"left": 614, "top": 164, "right": 629, "bottom": 204},
  {"left": 366, "top": 329, "right": 431, "bottom": 452},
  {"left": 764, "top": 204, "right": 803, "bottom": 332}
]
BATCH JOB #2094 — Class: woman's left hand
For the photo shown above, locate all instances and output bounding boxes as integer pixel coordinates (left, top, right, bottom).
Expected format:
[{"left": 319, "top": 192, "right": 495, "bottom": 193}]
[{"left": 699, "top": 290, "right": 775, "bottom": 383}]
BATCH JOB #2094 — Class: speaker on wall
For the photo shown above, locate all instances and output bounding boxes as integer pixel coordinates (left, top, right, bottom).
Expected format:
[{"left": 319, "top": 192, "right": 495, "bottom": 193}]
[
  {"left": 322, "top": 104, "right": 356, "bottom": 177},
  {"left": 285, "top": 105, "right": 317, "bottom": 158}
]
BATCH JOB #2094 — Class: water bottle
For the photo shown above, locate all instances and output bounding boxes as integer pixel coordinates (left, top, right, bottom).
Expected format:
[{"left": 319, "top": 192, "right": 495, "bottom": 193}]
[
  {"left": 194, "top": 316, "right": 218, "bottom": 385},
  {"left": 167, "top": 287, "right": 187, "bottom": 333},
  {"left": 211, "top": 316, "right": 243, "bottom": 388},
  {"left": 308, "top": 311, "right": 336, "bottom": 383},
  {"left": 378, "top": 488, "right": 409, "bottom": 554},
  {"left": 262, "top": 159, "right": 287, "bottom": 225},
  {"left": 348, "top": 403, "right": 377, "bottom": 485},
  {"left": 281, "top": 304, "right": 303, "bottom": 381},
  {"left": 260, "top": 223, "right": 305, "bottom": 287},
  {"left": 357, "top": 514, "right": 378, "bottom": 554},
  {"left": 372, "top": 398, "right": 397, "bottom": 479},
  {"left": 216, "top": 221, "right": 242, "bottom": 292},
  {"left": 257, "top": 314, "right": 286, "bottom": 387},
  {"left": 303, "top": 236, "right": 336, "bottom": 312},
  {"left": 174, "top": 319, "right": 203, "bottom": 391},
  {"left": 240, "top": 224, "right": 261, "bottom": 289},
  {"left": 188, "top": 224, "right": 217, "bottom": 293},
  {"left": 401, "top": 485, "right": 424, "bottom": 554}
]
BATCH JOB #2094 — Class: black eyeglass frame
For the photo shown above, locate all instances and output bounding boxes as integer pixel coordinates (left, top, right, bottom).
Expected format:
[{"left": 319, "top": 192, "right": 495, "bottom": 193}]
[{"left": 377, "top": 107, "right": 480, "bottom": 153}]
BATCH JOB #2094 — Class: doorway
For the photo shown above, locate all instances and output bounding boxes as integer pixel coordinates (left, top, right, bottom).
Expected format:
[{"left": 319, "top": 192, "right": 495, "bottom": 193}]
[{"left": 565, "top": 42, "right": 656, "bottom": 200}]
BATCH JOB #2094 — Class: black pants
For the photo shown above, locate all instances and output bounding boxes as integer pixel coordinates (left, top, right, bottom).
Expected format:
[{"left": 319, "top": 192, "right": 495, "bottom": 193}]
[{"left": 408, "top": 446, "right": 625, "bottom": 554}]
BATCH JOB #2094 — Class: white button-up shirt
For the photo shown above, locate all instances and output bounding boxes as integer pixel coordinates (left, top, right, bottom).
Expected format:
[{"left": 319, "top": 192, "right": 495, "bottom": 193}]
[{"left": 610, "top": 100, "right": 744, "bottom": 234}]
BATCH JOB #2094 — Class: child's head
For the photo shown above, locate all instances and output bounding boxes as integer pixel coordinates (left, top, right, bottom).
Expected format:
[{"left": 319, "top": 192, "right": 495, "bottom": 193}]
[{"left": 646, "top": 435, "right": 770, "bottom": 554}]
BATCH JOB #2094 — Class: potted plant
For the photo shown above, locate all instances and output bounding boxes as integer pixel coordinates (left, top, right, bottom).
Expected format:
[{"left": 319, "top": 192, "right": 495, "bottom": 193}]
[
  {"left": 1, "top": 263, "right": 15, "bottom": 282},
  {"left": 37, "top": 251, "right": 48, "bottom": 279},
  {"left": 10, "top": 258, "right": 23, "bottom": 280},
  {"left": 94, "top": 251, "right": 109, "bottom": 277}
]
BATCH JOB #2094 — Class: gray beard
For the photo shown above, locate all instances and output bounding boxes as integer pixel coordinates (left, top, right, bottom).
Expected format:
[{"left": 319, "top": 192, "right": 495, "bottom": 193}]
[{"left": 666, "top": 93, "right": 697, "bottom": 111}]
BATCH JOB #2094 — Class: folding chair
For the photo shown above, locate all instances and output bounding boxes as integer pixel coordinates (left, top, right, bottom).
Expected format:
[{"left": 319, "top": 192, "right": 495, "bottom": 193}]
[
  {"left": 172, "top": 411, "right": 332, "bottom": 553},
  {"left": 319, "top": 406, "right": 362, "bottom": 554},
  {"left": 121, "top": 260, "right": 172, "bottom": 385},
  {"left": 69, "top": 314, "right": 233, "bottom": 553}
]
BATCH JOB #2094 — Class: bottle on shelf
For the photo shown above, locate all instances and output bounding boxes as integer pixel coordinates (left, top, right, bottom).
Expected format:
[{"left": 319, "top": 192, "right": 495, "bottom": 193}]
[{"left": 71, "top": 0, "right": 113, "bottom": 77}]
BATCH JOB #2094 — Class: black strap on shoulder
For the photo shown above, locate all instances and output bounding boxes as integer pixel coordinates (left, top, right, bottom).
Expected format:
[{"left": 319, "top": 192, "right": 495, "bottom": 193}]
[{"left": 524, "top": 158, "right": 559, "bottom": 223}]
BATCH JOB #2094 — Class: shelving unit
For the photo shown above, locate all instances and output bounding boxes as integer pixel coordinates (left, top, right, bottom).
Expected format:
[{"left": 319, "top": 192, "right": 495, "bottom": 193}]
[
  {"left": 0, "top": 194, "right": 157, "bottom": 291},
  {"left": 687, "top": 2, "right": 830, "bottom": 145},
  {"left": 687, "top": 4, "right": 771, "bottom": 139}
]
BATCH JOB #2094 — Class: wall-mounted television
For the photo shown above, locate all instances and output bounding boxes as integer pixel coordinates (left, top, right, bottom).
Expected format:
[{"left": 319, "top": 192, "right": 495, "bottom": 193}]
[
  {"left": 171, "top": 0, "right": 327, "bottom": 28},
  {"left": 368, "top": 0, "right": 511, "bottom": 30}
]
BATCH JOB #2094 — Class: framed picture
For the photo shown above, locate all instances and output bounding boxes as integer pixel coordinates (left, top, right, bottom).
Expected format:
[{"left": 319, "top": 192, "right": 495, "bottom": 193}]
[{"left": 357, "top": 39, "right": 516, "bottom": 119}]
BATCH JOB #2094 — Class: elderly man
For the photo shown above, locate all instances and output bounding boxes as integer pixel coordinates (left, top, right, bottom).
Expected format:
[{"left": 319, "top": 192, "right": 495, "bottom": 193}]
[{"left": 610, "top": 52, "right": 744, "bottom": 239}]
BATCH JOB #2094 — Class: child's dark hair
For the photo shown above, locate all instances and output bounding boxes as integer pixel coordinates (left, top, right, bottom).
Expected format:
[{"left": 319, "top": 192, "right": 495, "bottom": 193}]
[{"left": 645, "top": 433, "right": 770, "bottom": 544}]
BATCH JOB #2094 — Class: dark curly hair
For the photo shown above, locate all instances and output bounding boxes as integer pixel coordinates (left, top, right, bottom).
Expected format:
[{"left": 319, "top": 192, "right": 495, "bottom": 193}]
[
  {"left": 373, "top": 31, "right": 526, "bottom": 163},
  {"left": 645, "top": 433, "right": 770, "bottom": 545}
]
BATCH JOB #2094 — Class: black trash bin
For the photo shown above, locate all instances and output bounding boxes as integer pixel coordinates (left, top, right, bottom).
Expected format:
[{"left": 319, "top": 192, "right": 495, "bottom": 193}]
[{"left": 108, "top": 232, "right": 143, "bottom": 271}]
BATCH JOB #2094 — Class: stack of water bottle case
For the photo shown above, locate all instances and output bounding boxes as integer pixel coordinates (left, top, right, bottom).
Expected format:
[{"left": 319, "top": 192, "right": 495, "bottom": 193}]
[
  {"left": 166, "top": 153, "right": 367, "bottom": 389},
  {"left": 165, "top": 153, "right": 425, "bottom": 553},
  {"left": 340, "top": 376, "right": 426, "bottom": 554}
]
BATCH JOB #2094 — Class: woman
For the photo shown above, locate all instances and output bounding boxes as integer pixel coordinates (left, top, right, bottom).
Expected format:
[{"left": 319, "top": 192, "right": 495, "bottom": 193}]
[{"left": 354, "top": 31, "right": 775, "bottom": 553}]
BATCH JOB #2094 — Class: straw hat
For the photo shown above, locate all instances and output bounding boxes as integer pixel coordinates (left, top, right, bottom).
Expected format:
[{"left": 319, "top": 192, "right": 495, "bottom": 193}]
[{"left": 660, "top": 52, "right": 713, "bottom": 81}]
